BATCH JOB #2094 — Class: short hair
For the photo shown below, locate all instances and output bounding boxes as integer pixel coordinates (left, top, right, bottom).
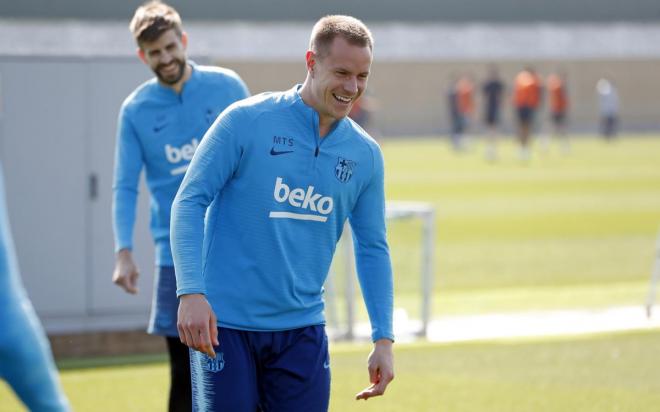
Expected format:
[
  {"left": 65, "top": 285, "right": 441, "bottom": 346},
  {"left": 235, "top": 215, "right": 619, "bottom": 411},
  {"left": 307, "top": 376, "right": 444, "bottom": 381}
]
[
  {"left": 129, "top": 1, "right": 183, "bottom": 47},
  {"left": 309, "top": 15, "right": 373, "bottom": 58}
]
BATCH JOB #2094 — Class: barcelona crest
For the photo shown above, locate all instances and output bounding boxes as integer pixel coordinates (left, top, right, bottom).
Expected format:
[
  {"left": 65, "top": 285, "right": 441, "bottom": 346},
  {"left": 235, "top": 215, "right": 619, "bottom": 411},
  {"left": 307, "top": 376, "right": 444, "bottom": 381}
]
[
  {"left": 335, "top": 157, "right": 355, "bottom": 183},
  {"left": 204, "top": 352, "right": 225, "bottom": 373}
]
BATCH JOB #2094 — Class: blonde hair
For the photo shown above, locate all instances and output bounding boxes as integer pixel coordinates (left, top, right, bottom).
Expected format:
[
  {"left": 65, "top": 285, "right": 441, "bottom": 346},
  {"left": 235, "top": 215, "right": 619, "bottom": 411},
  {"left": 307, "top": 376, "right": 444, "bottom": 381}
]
[{"left": 309, "top": 15, "right": 373, "bottom": 58}]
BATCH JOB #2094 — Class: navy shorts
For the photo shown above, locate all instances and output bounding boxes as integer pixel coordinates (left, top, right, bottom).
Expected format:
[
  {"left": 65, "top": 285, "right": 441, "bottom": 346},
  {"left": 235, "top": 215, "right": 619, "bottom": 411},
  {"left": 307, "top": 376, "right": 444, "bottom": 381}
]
[
  {"left": 190, "top": 325, "right": 330, "bottom": 412},
  {"left": 148, "top": 265, "right": 179, "bottom": 337},
  {"left": 485, "top": 106, "right": 500, "bottom": 126}
]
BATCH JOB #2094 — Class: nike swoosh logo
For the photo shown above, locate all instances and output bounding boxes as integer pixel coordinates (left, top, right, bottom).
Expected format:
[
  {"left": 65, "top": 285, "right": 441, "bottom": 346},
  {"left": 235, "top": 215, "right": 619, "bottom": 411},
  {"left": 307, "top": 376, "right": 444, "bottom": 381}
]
[
  {"left": 270, "top": 148, "right": 294, "bottom": 156},
  {"left": 153, "top": 124, "right": 168, "bottom": 133},
  {"left": 323, "top": 360, "right": 330, "bottom": 369}
]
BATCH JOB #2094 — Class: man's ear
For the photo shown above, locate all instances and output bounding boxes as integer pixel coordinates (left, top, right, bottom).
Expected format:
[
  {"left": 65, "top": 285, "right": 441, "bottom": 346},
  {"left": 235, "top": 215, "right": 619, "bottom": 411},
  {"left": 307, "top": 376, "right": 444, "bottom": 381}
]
[
  {"left": 305, "top": 50, "right": 316, "bottom": 76},
  {"left": 137, "top": 48, "right": 147, "bottom": 64},
  {"left": 181, "top": 31, "right": 188, "bottom": 49}
]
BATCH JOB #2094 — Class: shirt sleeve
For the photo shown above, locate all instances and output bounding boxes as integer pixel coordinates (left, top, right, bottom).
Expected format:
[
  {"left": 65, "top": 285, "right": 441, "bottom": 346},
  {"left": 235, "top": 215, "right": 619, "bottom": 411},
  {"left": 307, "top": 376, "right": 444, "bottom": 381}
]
[
  {"left": 224, "top": 69, "right": 250, "bottom": 102},
  {"left": 233, "top": 75, "right": 251, "bottom": 101},
  {"left": 112, "top": 106, "right": 143, "bottom": 253},
  {"left": 171, "top": 108, "right": 245, "bottom": 297},
  {"left": 348, "top": 144, "right": 394, "bottom": 342}
]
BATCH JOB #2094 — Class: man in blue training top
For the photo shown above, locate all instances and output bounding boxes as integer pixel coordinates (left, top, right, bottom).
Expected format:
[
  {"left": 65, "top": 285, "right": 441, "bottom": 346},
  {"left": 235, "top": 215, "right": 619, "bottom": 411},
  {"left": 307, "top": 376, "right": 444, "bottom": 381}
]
[
  {"left": 111, "top": 2, "right": 249, "bottom": 411},
  {"left": 171, "top": 15, "right": 394, "bottom": 411},
  {"left": 0, "top": 162, "right": 71, "bottom": 412}
]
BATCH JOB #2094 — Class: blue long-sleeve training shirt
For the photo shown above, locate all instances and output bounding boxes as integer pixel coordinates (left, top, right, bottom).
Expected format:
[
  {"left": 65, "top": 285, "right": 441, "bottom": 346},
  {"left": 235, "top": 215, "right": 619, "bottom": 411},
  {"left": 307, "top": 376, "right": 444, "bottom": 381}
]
[
  {"left": 113, "top": 62, "right": 249, "bottom": 265},
  {"left": 171, "top": 85, "right": 394, "bottom": 342}
]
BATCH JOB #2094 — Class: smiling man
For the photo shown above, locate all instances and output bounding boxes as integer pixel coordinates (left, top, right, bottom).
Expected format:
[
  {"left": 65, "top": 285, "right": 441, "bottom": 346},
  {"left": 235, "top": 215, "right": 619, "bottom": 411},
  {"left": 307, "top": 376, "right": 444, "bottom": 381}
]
[
  {"left": 111, "top": 2, "right": 249, "bottom": 411},
  {"left": 171, "top": 15, "right": 394, "bottom": 411}
]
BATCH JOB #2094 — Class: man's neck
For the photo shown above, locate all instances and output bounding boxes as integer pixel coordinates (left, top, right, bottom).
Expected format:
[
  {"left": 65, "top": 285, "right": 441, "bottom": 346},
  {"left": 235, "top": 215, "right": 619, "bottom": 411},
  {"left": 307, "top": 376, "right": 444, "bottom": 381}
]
[
  {"left": 299, "top": 81, "right": 336, "bottom": 138},
  {"left": 161, "top": 63, "right": 193, "bottom": 94}
]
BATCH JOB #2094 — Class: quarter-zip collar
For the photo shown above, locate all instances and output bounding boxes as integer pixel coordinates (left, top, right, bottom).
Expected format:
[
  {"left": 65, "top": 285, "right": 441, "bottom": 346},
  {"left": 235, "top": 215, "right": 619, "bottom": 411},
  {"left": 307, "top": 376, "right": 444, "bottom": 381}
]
[{"left": 287, "top": 84, "right": 351, "bottom": 148}]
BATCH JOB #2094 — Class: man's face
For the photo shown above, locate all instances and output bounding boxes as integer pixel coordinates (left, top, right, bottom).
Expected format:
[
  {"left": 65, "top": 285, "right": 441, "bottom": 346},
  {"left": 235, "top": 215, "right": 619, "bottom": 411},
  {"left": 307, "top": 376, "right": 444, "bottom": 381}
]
[
  {"left": 138, "top": 29, "right": 187, "bottom": 85},
  {"left": 307, "top": 36, "right": 372, "bottom": 123}
]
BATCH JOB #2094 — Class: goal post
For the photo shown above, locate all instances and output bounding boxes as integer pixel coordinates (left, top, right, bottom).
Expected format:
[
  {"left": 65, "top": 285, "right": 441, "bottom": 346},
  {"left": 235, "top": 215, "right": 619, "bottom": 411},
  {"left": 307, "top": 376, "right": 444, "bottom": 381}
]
[
  {"left": 644, "top": 225, "right": 660, "bottom": 318},
  {"left": 325, "top": 201, "right": 436, "bottom": 340}
]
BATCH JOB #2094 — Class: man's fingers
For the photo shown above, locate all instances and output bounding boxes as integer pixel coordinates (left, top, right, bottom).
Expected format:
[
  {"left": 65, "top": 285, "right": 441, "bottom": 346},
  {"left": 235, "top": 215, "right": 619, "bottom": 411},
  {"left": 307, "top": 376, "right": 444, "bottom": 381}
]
[
  {"left": 357, "top": 366, "right": 394, "bottom": 400},
  {"left": 189, "top": 323, "right": 216, "bottom": 358},
  {"left": 182, "top": 326, "right": 195, "bottom": 349},
  {"left": 177, "top": 324, "right": 187, "bottom": 345},
  {"left": 112, "top": 272, "right": 138, "bottom": 294},
  {"left": 124, "top": 279, "right": 138, "bottom": 294},
  {"left": 355, "top": 384, "right": 374, "bottom": 400},
  {"left": 189, "top": 324, "right": 204, "bottom": 350},
  {"left": 209, "top": 311, "right": 219, "bottom": 346},
  {"left": 355, "top": 383, "right": 386, "bottom": 400},
  {"left": 355, "top": 384, "right": 382, "bottom": 400},
  {"left": 368, "top": 365, "right": 379, "bottom": 384},
  {"left": 117, "top": 278, "right": 137, "bottom": 294},
  {"left": 128, "top": 272, "right": 139, "bottom": 293},
  {"left": 177, "top": 294, "right": 217, "bottom": 356},
  {"left": 372, "top": 374, "right": 391, "bottom": 396},
  {"left": 198, "top": 329, "right": 216, "bottom": 358}
]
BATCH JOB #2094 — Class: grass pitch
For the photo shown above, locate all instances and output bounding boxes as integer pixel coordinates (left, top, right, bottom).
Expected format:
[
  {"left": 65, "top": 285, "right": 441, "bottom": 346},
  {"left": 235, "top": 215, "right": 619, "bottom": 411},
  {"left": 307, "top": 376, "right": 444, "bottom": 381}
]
[
  {"left": 2, "top": 330, "right": 660, "bottom": 411},
  {"left": 376, "top": 135, "right": 660, "bottom": 319}
]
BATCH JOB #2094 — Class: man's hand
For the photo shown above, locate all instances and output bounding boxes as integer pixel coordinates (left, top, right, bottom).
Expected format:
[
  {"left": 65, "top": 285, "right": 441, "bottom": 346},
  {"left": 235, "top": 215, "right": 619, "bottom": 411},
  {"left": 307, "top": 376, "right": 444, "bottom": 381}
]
[
  {"left": 112, "top": 249, "right": 139, "bottom": 294},
  {"left": 177, "top": 294, "right": 219, "bottom": 358},
  {"left": 355, "top": 338, "right": 394, "bottom": 401}
]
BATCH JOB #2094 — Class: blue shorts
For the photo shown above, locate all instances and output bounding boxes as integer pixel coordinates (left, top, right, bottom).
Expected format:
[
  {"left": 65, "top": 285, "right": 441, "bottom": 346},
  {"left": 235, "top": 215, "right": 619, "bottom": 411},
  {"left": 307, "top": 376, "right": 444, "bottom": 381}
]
[
  {"left": 190, "top": 325, "right": 330, "bottom": 412},
  {"left": 148, "top": 265, "right": 179, "bottom": 337}
]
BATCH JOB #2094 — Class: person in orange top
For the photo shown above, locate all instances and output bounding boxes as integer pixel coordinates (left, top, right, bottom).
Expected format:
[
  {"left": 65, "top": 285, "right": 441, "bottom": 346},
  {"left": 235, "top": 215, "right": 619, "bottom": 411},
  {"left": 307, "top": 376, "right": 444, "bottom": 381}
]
[
  {"left": 547, "top": 70, "right": 570, "bottom": 153},
  {"left": 513, "top": 67, "right": 543, "bottom": 160},
  {"left": 457, "top": 75, "right": 475, "bottom": 117},
  {"left": 453, "top": 74, "right": 475, "bottom": 151}
]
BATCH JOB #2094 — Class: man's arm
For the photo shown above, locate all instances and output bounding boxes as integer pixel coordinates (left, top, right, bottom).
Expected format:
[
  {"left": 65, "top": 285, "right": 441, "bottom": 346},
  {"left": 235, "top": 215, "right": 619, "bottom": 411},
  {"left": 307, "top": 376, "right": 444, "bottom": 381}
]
[
  {"left": 171, "top": 107, "right": 245, "bottom": 355},
  {"left": 112, "top": 107, "right": 144, "bottom": 294},
  {"left": 348, "top": 144, "right": 395, "bottom": 399}
]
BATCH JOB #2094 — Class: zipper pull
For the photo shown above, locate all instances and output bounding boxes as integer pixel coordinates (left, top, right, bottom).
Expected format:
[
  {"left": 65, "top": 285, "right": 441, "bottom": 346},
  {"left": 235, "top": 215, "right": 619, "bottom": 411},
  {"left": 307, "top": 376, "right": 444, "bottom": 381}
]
[{"left": 315, "top": 147, "right": 320, "bottom": 157}]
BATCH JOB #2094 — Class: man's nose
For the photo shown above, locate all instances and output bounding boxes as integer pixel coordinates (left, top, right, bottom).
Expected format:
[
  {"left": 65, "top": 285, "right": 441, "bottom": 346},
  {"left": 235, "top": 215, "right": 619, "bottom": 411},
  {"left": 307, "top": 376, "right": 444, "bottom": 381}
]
[
  {"left": 343, "top": 77, "right": 358, "bottom": 95},
  {"left": 160, "top": 51, "right": 174, "bottom": 65}
]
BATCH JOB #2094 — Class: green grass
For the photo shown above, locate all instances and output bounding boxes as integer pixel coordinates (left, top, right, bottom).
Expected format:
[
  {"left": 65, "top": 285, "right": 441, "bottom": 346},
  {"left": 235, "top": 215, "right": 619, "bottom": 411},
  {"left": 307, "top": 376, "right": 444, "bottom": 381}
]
[
  {"left": 324, "top": 135, "right": 660, "bottom": 323},
  {"left": 329, "top": 329, "right": 660, "bottom": 412},
  {"left": 374, "top": 135, "right": 660, "bottom": 314},
  {"left": 3, "top": 329, "right": 660, "bottom": 411}
]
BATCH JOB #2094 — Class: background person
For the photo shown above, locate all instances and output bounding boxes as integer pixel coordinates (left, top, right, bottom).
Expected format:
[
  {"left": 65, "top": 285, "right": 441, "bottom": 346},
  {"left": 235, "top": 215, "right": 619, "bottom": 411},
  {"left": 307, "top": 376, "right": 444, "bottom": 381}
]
[
  {"left": 546, "top": 70, "right": 570, "bottom": 153},
  {"left": 481, "top": 64, "right": 505, "bottom": 161},
  {"left": 513, "top": 66, "right": 543, "bottom": 160},
  {"left": 596, "top": 77, "right": 620, "bottom": 140},
  {"left": 111, "top": 2, "right": 249, "bottom": 410}
]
